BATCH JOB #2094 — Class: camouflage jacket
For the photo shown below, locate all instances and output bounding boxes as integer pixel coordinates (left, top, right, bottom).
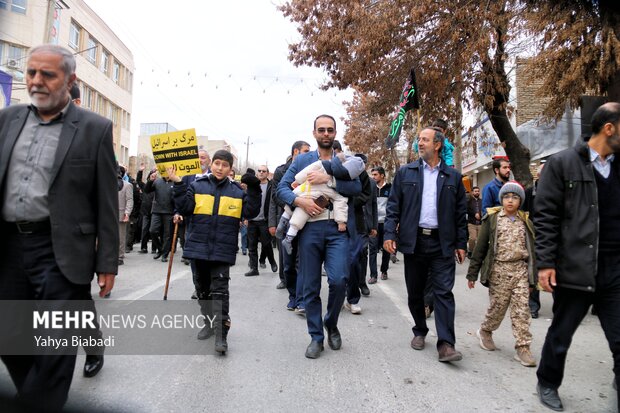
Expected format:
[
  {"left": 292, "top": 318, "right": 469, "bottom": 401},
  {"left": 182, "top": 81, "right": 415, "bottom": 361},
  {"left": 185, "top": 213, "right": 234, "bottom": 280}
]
[{"left": 466, "top": 207, "right": 536, "bottom": 287}]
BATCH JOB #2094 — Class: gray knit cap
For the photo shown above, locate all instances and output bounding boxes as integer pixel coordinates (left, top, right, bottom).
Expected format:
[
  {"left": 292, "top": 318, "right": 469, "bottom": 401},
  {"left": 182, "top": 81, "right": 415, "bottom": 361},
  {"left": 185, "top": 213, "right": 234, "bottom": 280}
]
[{"left": 499, "top": 181, "right": 525, "bottom": 202}]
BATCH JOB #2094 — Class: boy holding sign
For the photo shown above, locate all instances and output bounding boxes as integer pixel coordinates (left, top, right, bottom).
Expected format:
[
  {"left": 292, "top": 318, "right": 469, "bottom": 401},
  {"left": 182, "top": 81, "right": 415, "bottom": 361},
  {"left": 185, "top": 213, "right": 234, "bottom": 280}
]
[{"left": 168, "top": 150, "right": 261, "bottom": 354}]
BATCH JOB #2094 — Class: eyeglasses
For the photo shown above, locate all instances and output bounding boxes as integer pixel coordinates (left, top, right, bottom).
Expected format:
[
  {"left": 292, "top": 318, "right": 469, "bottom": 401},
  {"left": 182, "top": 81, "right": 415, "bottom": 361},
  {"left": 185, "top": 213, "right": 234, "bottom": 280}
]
[
  {"left": 502, "top": 194, "right": 521, "bottom": 200},
  {"left": 316, "top": 127, "right": 335, "bottom": 134},
  {"left": 257, "top": 169, "right": 268, "bottom": 173}
]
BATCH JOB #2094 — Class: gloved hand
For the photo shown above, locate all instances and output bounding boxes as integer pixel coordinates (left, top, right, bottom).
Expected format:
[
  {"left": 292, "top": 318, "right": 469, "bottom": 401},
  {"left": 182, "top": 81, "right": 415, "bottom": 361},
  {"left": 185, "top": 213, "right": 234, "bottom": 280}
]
[{"left": 241, "top": 173, "right": 260, "bottom": 190}]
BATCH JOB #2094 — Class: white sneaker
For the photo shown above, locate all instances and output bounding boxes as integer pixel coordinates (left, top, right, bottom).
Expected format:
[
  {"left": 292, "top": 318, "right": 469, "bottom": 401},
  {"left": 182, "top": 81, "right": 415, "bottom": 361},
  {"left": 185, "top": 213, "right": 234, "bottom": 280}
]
[{"left": 344, "top": 302, "right": 362, "bottom": 314}]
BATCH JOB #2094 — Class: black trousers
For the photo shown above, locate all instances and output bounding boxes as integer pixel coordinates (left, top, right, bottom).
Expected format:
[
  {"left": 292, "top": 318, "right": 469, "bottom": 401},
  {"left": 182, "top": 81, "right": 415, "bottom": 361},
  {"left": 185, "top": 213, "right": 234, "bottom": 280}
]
[
  {"left": 194, "top": 260, "right": 231, "bottom": 325},
  {"left": 369, "top": 223, "right": 391, "bottom": 277},
  {"left": 247, "top": 220, "right": 275, "bottom": 271},
  {"left": 537, "top": 251, "right": 620, "bottom": 410},
  {"left": 0, "top": 228, "right": 92, "bottom": 411},
  {"left": 403, "top": 234, "right": 457, "bottom": 346},
  {"left": 140, "top": 213, "right": 152, "bottom": 251},
  {"left": 275, "top": 237, "right": 285, "bottom": 282},
  {"left": 150, "top": 213, "right": 173, "bottom": 256}
]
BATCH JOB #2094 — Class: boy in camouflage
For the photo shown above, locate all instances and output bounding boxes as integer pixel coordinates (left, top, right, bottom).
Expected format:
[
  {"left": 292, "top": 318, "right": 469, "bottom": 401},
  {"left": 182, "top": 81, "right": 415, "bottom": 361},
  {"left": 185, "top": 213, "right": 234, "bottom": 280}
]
[{"left": 466, "top": 181, "right": 537, "bottom": 367}]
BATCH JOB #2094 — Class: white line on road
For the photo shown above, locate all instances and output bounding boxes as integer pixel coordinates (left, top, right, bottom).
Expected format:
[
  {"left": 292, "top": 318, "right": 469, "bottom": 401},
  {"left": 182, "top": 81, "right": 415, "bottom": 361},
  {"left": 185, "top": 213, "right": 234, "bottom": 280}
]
[
  {"left": 116, "top": 269, "right": 191, "bottom": 302},
  {"left": 376, "top": 280, "right": 437, "bottom": 337}
]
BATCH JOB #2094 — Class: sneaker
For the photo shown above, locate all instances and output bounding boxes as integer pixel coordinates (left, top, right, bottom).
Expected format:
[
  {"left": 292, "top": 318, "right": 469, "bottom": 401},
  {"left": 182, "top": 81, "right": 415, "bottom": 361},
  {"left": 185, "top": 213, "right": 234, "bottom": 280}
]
[
  {"left": 368, "top": 277, "right": 377, "bottom": 284},
  {"left": 515, "top": 346, "right": 537, "bottom": 367},
  {"left": 380, "top": 272, "right": 388, "bottom": 280},
  {"left": 390, "top": 254, "right": 398, "bottom": 263},
  {"left": 477, "top": 328, "right": 496, "bottom": 351},
  {"left": 294, "top": 307, "right": 306, "bottom": 316},
  {"left": 259, "top": 262, "right": 266, "bottom": 269},
  {"left": 286, "top": 299, "right": 296, "bottom": 311},
  {"left": 344, "top": 302, "right": 362, "bottom": 314}
]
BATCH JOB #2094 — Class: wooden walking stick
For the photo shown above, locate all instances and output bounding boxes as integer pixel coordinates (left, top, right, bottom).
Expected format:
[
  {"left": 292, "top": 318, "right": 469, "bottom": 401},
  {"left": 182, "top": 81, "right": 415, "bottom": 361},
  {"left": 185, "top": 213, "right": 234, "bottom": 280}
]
[{"left": 163, "top": 221, "right": 179, "bottom": 300}]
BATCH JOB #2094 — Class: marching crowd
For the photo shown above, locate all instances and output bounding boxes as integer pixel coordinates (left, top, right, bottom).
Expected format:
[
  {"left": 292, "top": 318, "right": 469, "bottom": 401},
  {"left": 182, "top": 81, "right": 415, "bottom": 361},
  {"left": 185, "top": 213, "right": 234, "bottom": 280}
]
[{"left": 0, "top": 44, "right": 618, "bottom": 412}]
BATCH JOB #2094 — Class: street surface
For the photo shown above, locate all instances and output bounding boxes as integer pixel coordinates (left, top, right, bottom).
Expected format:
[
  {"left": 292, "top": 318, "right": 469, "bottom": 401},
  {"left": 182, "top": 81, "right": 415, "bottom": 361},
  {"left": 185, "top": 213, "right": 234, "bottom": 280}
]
[{"left": 1, "top": 247, "right": 616, "bottom": 412}]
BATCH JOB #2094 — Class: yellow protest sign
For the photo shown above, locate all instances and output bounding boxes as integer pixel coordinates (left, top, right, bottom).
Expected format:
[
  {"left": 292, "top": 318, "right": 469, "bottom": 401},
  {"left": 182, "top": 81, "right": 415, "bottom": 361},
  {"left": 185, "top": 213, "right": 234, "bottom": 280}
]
[{"left": 150, "top": 128, "right": 200, "bottom": 178}]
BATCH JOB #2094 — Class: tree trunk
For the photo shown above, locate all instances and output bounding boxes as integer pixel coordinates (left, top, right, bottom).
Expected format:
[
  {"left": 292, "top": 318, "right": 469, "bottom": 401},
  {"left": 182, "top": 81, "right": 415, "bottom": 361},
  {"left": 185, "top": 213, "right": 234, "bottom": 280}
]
[
  {"left": 483, "top": 10, "right": 533, "bottom": 187},
  {"left": 487, "top": 110, "right": 532, "bottom": 186}
]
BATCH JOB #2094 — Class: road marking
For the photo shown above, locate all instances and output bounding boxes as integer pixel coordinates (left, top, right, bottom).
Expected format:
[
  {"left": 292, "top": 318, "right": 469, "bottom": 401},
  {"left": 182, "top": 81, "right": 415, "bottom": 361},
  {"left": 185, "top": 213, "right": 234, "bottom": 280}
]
[
  {"left": 116, "top": 269, "right": 192, "bottom": 302},
  {"left": 376, "top": 281, "right": 437, "bottom": 337}
]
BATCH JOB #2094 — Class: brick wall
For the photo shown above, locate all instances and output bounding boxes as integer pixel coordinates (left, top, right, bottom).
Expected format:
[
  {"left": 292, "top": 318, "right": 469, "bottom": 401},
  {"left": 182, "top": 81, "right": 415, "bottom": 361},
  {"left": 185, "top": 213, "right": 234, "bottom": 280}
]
[{"left": 515, "top": 58, "right": 551, "bottom": 126}]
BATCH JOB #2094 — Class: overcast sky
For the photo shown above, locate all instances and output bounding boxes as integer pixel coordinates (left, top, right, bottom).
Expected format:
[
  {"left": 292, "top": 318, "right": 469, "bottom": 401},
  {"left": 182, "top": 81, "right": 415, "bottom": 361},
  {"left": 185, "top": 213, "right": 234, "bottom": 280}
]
[{"left": 84, "top": 0, "right": 353, "bottom": 169}]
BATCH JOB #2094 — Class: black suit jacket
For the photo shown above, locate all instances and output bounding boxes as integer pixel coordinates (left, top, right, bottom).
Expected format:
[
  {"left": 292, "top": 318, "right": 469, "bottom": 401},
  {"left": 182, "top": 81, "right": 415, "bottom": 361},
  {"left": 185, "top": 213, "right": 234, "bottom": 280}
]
[{"left": 0, "top": 103, "right": 119, "bottom": 284}]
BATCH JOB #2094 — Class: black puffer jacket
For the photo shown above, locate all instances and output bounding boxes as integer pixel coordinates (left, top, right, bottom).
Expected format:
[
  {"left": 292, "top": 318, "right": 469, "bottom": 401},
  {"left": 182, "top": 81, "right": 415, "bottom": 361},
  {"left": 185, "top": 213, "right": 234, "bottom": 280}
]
[{"left": 534, "top": 140, "right": 620, "bottom": 292}]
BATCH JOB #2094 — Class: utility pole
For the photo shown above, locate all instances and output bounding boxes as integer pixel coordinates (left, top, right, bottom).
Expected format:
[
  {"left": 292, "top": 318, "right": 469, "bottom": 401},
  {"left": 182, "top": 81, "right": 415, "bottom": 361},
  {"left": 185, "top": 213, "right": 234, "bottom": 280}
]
[{"left": 244, "top": 136, "right": 253, "bottom": 171}]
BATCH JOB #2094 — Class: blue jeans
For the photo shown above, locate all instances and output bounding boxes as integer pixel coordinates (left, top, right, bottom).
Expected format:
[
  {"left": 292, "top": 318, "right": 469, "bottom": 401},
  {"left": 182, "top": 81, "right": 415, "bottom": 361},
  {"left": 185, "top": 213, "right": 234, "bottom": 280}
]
[
  {"left": 239, "top": 224, "right": 248, "bottom": 252},
  {"left": 299, "top": 220, "right": 349, "bottom": 342}
]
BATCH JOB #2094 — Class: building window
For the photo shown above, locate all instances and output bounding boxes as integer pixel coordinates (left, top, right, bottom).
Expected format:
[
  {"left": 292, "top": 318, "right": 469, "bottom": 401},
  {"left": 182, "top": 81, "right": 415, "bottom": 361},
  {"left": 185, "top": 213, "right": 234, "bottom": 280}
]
[
  {"left": 86, "top": 37, "right": 97, "bottom": 64},
  {"left": 11, "top": 0, "right": 26, "bottom": 14},
  {"left": 69, "top": 22, "right": 80, "bottom": 50},
  {"left": 100, "top": 50, "right": 109, "bottom": 74},
  {"left": 112, "top": 61, "right": 120, "bottom": 84},
  {"left": 83, "top": 86, "right": 93, "bottom": 109},
  {"left": 2, "top": 43, "right": 26, "bottom": 70},
  {"left": 0, "top": 0, "right": 27, "bottom": 14}
]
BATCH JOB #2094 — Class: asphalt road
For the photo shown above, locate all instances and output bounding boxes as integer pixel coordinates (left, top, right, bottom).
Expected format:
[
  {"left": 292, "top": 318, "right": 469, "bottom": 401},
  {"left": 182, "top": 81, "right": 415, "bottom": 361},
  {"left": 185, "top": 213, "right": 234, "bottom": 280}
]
[{"left": 0, "top": 245, "right": 617, "bottom": 412}]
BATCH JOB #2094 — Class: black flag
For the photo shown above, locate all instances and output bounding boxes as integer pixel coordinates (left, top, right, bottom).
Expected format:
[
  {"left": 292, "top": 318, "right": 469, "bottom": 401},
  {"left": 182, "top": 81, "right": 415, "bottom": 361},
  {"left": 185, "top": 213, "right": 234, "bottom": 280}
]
[{"left": 385, "top": 68, "right": 420, "bottom": 149}]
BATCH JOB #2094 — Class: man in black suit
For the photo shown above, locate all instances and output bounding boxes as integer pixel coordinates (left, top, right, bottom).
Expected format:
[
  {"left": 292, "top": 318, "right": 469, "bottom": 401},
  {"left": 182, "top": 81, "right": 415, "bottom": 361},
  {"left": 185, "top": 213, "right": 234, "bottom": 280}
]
[{"left": 0, "top": 44, "right": 118, "bottom": 410}]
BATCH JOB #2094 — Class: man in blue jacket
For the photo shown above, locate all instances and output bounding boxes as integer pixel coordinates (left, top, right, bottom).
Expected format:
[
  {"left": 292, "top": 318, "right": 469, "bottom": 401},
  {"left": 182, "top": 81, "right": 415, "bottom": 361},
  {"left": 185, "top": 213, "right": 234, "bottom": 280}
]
[
  {"left": 481, "top": 158, "right": 511, "bottom": 212},
  {"left": 277, "top": 114, "right": 362, "bottom": 359},
  {"left": 384, "top": 126, "right": 468, "bottom": 362}
]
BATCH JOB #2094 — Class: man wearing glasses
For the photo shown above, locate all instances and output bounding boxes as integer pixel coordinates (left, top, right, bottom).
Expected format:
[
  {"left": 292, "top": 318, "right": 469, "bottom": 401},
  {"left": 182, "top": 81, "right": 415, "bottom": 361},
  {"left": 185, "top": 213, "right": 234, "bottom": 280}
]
[
  {"left": 245, "top": 165, "right": 278, "bottom": 276},
  {"left": 277, "top": 115, "right": 363, "bottom": 359}
]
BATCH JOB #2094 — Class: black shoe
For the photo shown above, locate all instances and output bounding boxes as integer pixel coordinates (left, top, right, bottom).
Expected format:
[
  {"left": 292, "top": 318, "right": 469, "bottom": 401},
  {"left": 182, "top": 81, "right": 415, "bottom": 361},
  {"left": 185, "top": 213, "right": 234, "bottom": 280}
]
[
  {"left": 531, "top": 311, "right": 539, "bottom": 319},
  {"left": 197, "top": 325, "right": 214, "bottom": 340},
  {"left": 244, "top": 269, "right": 259, "bottom": 277},
  {"left": 138, "top": 249, "right": 148, "bottom": 254},
  {"left": 182, "top": 258, "right": 190, "bottom": 265},
  {"left": 271, "top": 263, "right": 278, "bottom": 273},
  {"left": 537, "top": 383, "right": 564, "bottom": 411},
  {"left": 154, "top": 252, "right": 163, "bottom": 259},
  {"left": 104, "top": 292, "right": 111, "bottom": 298},
  {"left": 161, "top": 255, "right": 168, "bottom": 262},
  {"left": 325, "top": 326, "right": 342, "bottom": 350},
  {"left": 242, "top": 250, "right": 247, "bottom": 255},
  {"left": 360, "top": 285, "right": 370, "bottom": 296},
  {"left": 83, "top": 355, "right": 104, "bottom": 378},
  {"left": 118, "top": 259, "right": 124, "bottom": 266},
  {"left": 276, "top": 281, "right": 286, "bottom": 289},
  {"left": 259, "top": 262, "right": 267, "bottom": 269},
  {"left": 305, "top": 340, "right": 324, "bottom": 359},
  {"left": 191, "top": 290, "right": 198, "bottom": 299}
]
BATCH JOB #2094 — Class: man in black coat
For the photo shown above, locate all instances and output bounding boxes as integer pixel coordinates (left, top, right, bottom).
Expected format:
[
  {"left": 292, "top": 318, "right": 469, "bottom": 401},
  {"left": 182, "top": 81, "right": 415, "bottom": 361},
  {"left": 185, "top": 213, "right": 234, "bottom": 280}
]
[
  {"left": 0, "top": 44, "right": 118, "bottom": 411},
  {"left": 534, "top": 102, "right": 620, "bottom": 412}
]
